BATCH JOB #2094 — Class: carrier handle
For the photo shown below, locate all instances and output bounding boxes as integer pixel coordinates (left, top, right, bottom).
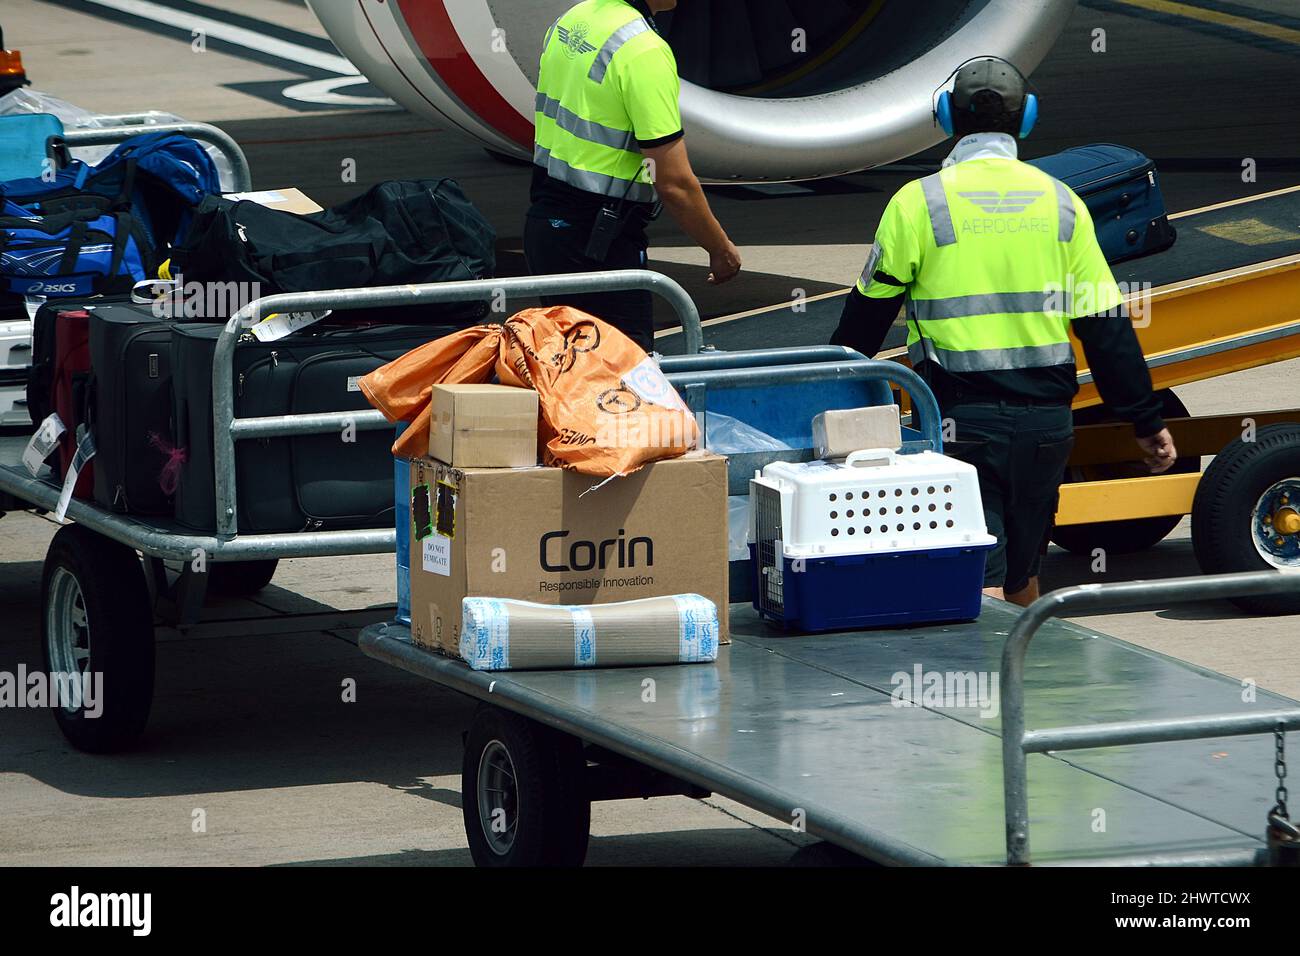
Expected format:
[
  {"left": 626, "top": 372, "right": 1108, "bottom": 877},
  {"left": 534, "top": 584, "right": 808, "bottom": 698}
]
[{"left": 844, "top": 448, "right": 898, "bottom": 468}]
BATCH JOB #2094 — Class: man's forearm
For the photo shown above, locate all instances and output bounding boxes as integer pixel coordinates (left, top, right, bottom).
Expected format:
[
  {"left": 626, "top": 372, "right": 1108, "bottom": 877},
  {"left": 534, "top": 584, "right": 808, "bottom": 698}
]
[
  {"left": 1074, "top": 310, "right": 1165, "bottom": 436},
  {"left": 831, "top": 288, "right": 904, "bottom": 357},
  {"left": 657, "top": 178, "right": 728, "bottom": 253}
]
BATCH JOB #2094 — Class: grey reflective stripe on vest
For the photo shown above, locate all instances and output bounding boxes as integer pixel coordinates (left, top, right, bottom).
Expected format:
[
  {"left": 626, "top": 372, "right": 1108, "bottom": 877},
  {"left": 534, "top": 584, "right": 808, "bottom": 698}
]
[
  {"left": 907, "top": 337, "right": 1075, "bottom": 372},
  {"left": 589, "top": 18, "right": 651, "bottom": 82},
  {"left": 908, "top": 290, "right": 1071, "bottom": 322},
  {"left": 535, "top": 92, "right": 638, "bottom": 152},
  {"left": 533, "top": 144, "right": 656, "bottom": 203},
  {"left": 543, "top": 17, "right": 559, "bottom": 50},
  {"left": 920, "top": 173, "right": 957, "bottom": 247},
  {"left": 857, "top": 242, "right": 883, "bottom": 288},
  {"left": 1053, "top": 179, "right": 1076, "bottom": 242}
]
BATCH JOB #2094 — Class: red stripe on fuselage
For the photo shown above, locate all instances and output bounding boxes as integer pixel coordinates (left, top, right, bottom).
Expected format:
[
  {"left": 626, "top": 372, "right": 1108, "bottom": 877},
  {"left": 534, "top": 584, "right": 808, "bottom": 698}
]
[{"left": 395, "top": 0, "right": 534, "bottom": 147}]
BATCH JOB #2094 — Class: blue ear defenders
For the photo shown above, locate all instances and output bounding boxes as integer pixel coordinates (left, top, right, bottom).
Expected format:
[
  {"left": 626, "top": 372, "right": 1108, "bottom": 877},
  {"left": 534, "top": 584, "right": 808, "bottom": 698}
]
[
  {"left": 1018, "top": 92, "right": 1039, "bottom": 138},
  {"left": 933, "top": 58, "right": 1038, "bottom": 139},
  {"left": 936, "top": 89, "right": 956, "bottom": 136}
]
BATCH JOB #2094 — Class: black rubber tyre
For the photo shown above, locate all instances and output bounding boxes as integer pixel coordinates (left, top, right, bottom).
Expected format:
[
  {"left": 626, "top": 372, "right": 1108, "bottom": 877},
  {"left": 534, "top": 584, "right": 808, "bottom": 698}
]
[
  {"left": 1191, "top": 422, "right": 1300, "bottom": 615},
  {"left": 40, "top": 524, "right": 155, "bottom": 753},
  {"left": 207, "top": 559, "right": 278, "bottom": 596},
  {"left": 462, "top": 706, "right": 590, "bottom": 867},
  {"left": 1051, "top": 390, "right": 1197, "bottom": 555}
]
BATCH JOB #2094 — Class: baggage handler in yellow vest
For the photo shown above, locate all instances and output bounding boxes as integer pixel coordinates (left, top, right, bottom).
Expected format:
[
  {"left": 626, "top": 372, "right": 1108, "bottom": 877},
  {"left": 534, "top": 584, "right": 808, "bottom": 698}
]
[
  {"left": 526, "top": 0, "right": 741, "bottom": 352},
  {"left": 831, "top": 57, "right": 1178, "bottom": 607}
]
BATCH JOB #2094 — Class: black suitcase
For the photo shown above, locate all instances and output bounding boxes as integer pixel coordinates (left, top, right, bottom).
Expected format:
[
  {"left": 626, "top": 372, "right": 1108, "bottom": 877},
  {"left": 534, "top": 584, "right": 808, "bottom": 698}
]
[
  {"left": 171, "top": 321, "right": 454, "bottom": 533},
  {"left": 85, "top": 301, "right": 177, "bottom": 515},
  {"left": 1027, "top": 144, "right": 1177, "bottom": 263}
]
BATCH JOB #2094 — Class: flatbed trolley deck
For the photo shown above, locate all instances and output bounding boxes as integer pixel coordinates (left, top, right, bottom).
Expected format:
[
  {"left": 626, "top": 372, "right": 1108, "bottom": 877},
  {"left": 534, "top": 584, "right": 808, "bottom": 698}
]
[{"left": 362, "top": 576, "right": 1300, "bottom": 867}]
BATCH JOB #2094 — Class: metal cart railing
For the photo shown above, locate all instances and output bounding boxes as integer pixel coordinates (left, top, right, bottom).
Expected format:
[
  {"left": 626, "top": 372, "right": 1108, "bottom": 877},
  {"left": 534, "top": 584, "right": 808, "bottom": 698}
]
[
  {"left": 1, "top": 270, "right": 705, "bottom": 556},
  {"left": 1002, "top": 571, "right": 1300, "bottom": 866},
  {"left": 57, "top": 115, "right": 254, "bottom": 192}
]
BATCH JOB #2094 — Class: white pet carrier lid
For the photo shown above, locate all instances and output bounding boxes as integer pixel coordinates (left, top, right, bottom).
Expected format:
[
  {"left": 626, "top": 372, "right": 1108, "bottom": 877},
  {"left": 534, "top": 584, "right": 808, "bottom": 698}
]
[{"left": 753, "top": 449, "right": 996, "bottom": 557}]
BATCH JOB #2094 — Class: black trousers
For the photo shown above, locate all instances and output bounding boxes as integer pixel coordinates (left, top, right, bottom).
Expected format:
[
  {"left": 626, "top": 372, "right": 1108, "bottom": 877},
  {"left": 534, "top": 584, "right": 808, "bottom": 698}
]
[
  {"left": 523, "top": 211, "right": 654, "bottom": 353},
  {"left": 944, "top": 401, "right": 1075, "bottom": 593}
]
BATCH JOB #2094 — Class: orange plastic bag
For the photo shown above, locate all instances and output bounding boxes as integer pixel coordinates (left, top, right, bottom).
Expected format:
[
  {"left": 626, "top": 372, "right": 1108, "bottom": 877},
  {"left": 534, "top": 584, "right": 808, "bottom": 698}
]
[{"left": 359, "top": 307, "right": 697, "bottom": 477}]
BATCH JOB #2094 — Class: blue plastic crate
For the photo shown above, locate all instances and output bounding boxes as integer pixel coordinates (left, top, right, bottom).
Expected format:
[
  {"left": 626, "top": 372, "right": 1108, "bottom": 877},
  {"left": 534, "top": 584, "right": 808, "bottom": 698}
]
[{"left": 750, "top": 542, "right": 994, "bottom": 632}]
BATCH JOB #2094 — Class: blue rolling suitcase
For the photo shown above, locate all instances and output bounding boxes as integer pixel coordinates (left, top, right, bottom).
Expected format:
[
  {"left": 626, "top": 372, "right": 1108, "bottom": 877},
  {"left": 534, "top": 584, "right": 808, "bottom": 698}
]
[{"left": 1027, "top": 143, "right": 1177, "bottom": 264}]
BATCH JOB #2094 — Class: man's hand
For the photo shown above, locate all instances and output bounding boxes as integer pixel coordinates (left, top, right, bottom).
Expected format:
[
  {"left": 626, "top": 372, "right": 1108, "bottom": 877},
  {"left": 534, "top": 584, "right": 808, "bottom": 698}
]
[
  {"left": 708, "top": 240, "right": 742, "bottom": 284},
  {"left": 1136, "top": 428, "right": 1177, "bottom": 473}
]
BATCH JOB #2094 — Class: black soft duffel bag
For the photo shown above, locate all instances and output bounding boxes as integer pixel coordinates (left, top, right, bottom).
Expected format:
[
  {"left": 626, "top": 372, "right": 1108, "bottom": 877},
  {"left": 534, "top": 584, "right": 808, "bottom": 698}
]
[{"left": 169, "top": 179, "right": 496, "bottom": 324}]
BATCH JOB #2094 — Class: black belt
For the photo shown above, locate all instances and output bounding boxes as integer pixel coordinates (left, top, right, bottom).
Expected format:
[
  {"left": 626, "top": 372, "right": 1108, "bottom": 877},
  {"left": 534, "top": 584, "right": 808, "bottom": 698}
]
[{"left": 944, "top": 394, "right": 1071, "bottom": 410}]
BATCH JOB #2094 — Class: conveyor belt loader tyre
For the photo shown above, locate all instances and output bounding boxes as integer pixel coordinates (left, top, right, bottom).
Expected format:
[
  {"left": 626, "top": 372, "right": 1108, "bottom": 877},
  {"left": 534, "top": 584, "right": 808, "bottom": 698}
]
[
  {"left": 462, "top": 705, "right": 591, "bottom": 867},
  {"left": 40, "top": 524, "right": 155, "bottom": 753},
  {"left": 1192, "top": 422, "right": 1300, "bottom": 615},
  {"left": 207, "top": 559, "right": 279, "bottom": 596},
  {"left": 1051, "top": 390, "right": 1197, "bottom": 555}
]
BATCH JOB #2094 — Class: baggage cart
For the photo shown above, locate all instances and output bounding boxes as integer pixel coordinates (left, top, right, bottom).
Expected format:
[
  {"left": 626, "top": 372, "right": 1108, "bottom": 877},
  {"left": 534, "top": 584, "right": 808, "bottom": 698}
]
[
  {"left": 0, "top": 269, "right": 709, "bottom": 752},
  {"left": 356, "top": 347, "right": 1300, "bottom": 867}
]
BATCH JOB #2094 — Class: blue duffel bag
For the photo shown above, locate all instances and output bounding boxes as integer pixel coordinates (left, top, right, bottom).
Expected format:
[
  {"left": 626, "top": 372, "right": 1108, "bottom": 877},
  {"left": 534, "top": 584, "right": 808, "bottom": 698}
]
[
  {"left": 0, "top": 130, "right": 221, "bottom": 252},
  {"left": 1027, "top": 143, "right": 1177, "bottom": 264},
  {"left": 0, "top": 200, "right": 152, "bottom": 297}
]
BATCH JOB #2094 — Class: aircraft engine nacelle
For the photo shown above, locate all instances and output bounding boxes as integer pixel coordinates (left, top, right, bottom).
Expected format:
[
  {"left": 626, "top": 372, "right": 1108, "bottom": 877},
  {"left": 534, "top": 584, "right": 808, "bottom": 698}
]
[{"left": 307, "top": 0, "right": 1077, "bottom": 181}]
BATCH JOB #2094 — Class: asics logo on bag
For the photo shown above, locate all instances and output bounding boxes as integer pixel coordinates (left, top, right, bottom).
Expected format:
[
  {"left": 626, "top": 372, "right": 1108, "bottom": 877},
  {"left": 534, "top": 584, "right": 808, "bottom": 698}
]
[
  {"left": 958, "top": 190, "right": 1044, "bottom": 214},
  {"left": 25, "top": 281, "right": 79, "bottom": 294},
  {"left": 558, "top": 23, "right": 597, "bottom": 57}
]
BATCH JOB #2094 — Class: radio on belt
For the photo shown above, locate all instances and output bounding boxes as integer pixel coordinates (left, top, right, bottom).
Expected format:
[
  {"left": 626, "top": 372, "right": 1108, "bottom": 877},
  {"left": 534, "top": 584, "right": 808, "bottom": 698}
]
[{"left": 749, "top": 447, "right": 996, "bottom": 631}]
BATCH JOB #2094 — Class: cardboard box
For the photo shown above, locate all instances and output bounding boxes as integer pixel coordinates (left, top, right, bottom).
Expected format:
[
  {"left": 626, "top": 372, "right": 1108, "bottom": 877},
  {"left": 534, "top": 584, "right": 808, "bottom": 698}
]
[
  {"left": 409, "top": 452, "right": 730, "bottom": 658},
  {"left": 430, "top": 384, "right": 539, "bottom": 468},
  {"left": 223, "top": 187, "right": 323, "bottom": 215},
  {"left": 812, "top": 405, "right": 902, "bottom": 460}
]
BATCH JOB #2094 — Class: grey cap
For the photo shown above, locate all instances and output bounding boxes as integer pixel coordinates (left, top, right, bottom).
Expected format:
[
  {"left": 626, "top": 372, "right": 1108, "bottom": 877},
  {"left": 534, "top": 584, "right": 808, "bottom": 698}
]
[{"left": 952, "top": 57, "right": 1027, "bottom": 113}]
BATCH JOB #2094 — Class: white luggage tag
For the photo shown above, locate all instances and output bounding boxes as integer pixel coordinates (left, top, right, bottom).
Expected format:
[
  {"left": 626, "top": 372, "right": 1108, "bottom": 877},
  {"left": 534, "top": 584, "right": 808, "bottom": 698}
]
[
  {"left": 22, "top": 413, "right": 65, "bottom": 476},
  {"left": 131, "top": 278, "right": 180, "bottom": 305},
  {"left": 249, "top": 310, "right": 332, "bottom": 342},
  {"left": 54, "top": 426, "right": 96, "bottom": 522}
]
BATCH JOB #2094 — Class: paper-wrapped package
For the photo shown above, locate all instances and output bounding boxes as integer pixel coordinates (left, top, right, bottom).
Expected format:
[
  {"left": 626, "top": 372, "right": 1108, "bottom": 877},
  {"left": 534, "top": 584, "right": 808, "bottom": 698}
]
[{"left": 460, "top": 594, "right": 719, "bottom": 671}]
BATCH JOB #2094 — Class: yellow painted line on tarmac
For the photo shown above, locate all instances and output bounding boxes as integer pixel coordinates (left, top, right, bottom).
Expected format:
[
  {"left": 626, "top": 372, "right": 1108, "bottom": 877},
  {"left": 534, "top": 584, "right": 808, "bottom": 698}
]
[{"left": 1112, "top": 0, "right": 1300, "bottom": 47}]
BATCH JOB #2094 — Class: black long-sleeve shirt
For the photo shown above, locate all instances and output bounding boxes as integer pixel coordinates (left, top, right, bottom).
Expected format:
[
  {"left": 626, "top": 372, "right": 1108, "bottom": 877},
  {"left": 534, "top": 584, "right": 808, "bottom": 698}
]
[{"left": 830, "top": 287, "right": 1166, "bottom": 437}]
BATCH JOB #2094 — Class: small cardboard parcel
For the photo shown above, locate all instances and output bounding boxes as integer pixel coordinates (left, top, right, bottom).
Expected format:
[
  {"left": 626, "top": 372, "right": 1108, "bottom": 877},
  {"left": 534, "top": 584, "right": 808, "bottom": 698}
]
[
  {"left": 429, "top": 383, "right": 538, "bottom": 468},
  {"left": 409, "top": 451, "right": 730, "bottom": 659}
]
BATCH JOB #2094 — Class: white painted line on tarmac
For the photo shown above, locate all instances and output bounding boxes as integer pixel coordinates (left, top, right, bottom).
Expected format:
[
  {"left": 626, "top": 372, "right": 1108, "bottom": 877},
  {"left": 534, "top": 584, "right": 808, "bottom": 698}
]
[{"left": 82, "top": 0, "right": 359, "bottom": 75}]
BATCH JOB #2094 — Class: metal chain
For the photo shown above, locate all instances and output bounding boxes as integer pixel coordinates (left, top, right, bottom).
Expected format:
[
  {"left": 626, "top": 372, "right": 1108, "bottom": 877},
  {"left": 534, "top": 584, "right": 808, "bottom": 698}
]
[{"left": 1274, "top": 723, "right": 1290, "bottom": 821}]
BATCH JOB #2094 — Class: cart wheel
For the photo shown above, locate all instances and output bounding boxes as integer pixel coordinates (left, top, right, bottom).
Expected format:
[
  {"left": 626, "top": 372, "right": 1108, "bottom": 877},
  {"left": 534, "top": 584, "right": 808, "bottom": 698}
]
[
  {"left": 462, "top": 706, "right": 590, "bottom": 867},
  {"left": 1192, "top": 422, "right": 1300, "bottom": 615},
  {"left": 1051, "top": 390, "right": 1197, "bottom": 555},
  {"left": 40, "top": 524, "right": 155, "bottom": 753},
  {"left": 207, "top": 559, "right": 279, "bottom": 596}
]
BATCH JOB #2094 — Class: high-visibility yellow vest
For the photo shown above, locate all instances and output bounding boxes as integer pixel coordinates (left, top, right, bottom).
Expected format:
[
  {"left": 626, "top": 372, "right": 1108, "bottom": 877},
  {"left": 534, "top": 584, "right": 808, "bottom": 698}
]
[
  {"left": 859, "top": 157, "right": 1122, "bottom": 372},
  {"left": 534, "top": 0, "right": 682, "bottom": 205}
]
